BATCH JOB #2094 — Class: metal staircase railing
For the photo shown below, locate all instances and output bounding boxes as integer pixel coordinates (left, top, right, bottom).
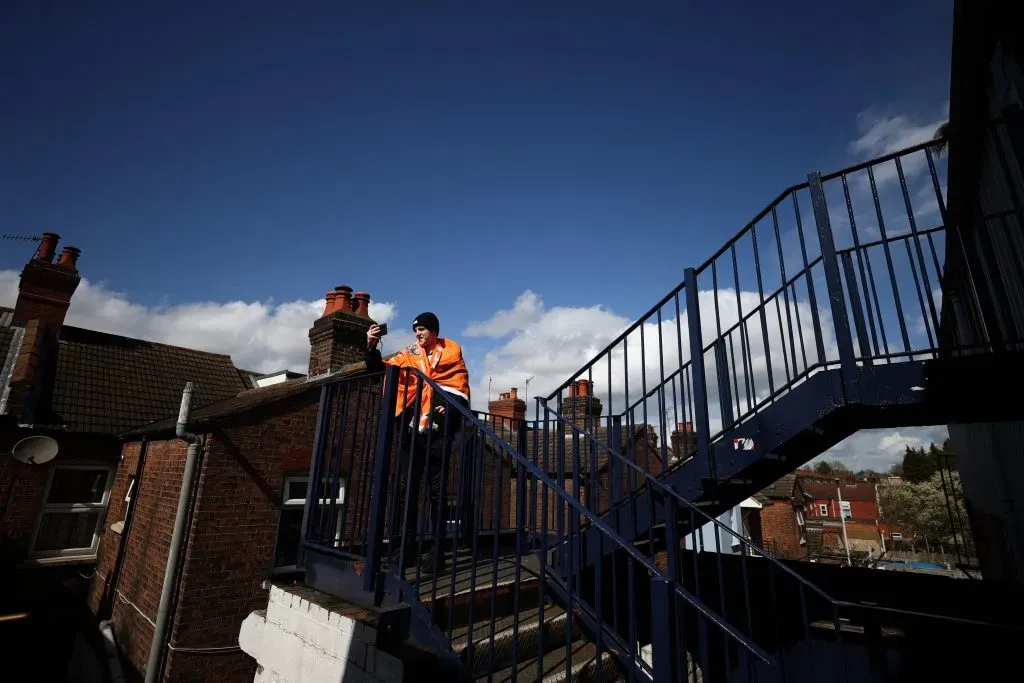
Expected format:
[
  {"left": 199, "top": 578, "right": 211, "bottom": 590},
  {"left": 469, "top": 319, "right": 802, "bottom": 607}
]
[
  {"left": 303, "top": 366, "right": 771, "bottom": 683},
  {"left": 533, "top": 400, "right": 1019, "bottom": 678},
  {"left": 543, "top": 138, "right": 973, "bottom": 487}
]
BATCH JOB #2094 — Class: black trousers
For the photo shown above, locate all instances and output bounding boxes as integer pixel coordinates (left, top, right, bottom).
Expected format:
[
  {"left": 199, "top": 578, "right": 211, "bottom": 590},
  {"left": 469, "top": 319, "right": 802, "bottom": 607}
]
[{"left": 391, "top": 396, "right": 470, "bottom": 556}]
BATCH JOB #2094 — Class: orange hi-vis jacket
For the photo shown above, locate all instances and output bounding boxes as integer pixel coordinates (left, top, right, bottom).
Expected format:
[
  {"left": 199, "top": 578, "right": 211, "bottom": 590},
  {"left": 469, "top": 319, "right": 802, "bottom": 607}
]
[{"left": 383, "top": 338, "right": 470, "bottom": 431}]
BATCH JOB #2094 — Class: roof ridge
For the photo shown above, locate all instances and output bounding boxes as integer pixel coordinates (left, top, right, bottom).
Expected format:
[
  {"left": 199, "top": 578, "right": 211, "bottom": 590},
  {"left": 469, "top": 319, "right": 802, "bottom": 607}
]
[{"left": 59, "top": 323, "right": 237, "bottom": 361}]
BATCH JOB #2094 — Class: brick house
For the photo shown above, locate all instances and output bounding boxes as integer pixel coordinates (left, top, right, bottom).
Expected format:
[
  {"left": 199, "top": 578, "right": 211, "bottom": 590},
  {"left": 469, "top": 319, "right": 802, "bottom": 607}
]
[
  {"left": 751, "top": 474, "right": 807, "bottom": 560},
  {"left": 797, "top": 477, "right": 884, "bottom": 559},
  {"left": 86, "top": 284, "right": 382, "bottom": 683},
  {"left": 0, "top": 234, "right": 250, "bottom": 572}
]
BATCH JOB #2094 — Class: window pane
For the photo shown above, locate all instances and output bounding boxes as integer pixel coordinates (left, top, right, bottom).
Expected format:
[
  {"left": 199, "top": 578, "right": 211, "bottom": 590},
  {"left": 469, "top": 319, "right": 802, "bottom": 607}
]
[
  {"left": 274, "top": 509, "right": 304, "bottom": 567},
  {"left": 47, "top": 468, "right": 109, "bottom": 505},
  {"left": 34, "top": 512, "right": 101, "bottom": 552},
  {"left": 286, "top": 479, "right": 308, "bottom": 502}
]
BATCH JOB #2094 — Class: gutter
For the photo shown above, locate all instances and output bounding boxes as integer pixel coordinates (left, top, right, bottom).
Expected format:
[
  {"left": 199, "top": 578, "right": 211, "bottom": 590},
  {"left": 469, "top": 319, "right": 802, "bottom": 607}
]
[{"left": 144, "top": 383, "right": 204, "bottom": 683}]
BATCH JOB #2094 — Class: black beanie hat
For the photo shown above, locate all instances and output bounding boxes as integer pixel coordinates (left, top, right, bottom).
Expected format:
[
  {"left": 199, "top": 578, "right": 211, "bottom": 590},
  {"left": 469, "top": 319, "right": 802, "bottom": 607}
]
[{"left": 412, "top": 312, "right": 440, "bottom": 335}]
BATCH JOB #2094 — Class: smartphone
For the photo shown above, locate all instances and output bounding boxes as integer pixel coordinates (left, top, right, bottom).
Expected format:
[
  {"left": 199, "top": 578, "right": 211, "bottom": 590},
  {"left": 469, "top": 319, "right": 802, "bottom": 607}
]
[{"left": 378, "top": 323, "right": 389, "bottom": 336}]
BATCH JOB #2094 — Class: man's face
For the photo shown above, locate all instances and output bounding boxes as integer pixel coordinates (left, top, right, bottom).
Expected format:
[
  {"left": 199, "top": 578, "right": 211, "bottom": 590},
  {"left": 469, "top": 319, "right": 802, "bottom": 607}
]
[{"left": 414, "top": 325, "right": 437, "bottom": 348}]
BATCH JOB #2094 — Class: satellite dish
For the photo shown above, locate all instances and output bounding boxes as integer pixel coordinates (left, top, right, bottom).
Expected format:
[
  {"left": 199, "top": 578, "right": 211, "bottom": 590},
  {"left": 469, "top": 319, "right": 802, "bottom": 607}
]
[{"left": 12, "top": 436, "right": 59, "bottom": 465}]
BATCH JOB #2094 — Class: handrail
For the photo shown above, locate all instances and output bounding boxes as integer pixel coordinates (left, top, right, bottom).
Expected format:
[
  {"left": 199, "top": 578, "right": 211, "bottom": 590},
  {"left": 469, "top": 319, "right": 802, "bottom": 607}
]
[
  {"left": 403, "top": 367, "right": 773, "bottom": 663},
  {"left": 546, "top": 135, "right": 949, "bottom": 402},
  {"left": 534, "top": 397, "right": 1020, "bottom": 632}
]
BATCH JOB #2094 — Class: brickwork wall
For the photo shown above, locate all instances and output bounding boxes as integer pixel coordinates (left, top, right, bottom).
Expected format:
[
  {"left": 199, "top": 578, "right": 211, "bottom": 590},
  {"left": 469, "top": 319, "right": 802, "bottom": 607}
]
[
  {"left": 107, "top": 437, "right": 193, "bottom": 678},
  {"left": 308, "top": 312, "right": 373, "bottom": 376},
  {"left": 88, "top": 441, "right": 143, "bottom": 614},
  {"left": 758, "top": 500, "right": 805, "bottom": 560}
]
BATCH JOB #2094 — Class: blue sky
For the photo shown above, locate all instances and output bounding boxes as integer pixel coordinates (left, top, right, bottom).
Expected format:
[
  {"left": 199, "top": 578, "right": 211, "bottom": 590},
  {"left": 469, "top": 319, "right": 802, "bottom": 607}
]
[{"left": 0, "top": 1, "right": 954, "bottom": 469}]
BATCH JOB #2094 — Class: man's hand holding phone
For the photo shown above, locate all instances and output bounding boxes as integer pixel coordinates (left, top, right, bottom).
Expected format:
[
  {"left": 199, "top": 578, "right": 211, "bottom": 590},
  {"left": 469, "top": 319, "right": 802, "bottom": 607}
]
[{"left": 367, "top": 323, "right": 388, "bottom": 349}]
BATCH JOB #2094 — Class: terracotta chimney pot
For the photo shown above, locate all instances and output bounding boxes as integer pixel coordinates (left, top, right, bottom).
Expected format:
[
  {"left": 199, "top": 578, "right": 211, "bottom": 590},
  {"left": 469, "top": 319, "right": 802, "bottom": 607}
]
[
  {"left": 35, "top": 233, "right": 60, "bottom": 263},
  {"left": 56, "top": 246, "right": 81, "bottom": 269},
  {"left": 321, "top": 291, "right": 337, "bottom": 317},
  {"left": 334, "top": 286, "right": 353, "bottom": 313},
  {"left": 510, "top": 388, "right": 518, "bottom": 399},
  {"left": 353, "top": 291, "right": 370, "bottom": 317}
]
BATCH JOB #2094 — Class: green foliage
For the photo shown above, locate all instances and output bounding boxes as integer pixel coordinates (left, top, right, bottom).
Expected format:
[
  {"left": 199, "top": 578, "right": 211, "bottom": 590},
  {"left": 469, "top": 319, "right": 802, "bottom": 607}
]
[
  {"left": 879, "top": 461, "right": 973, "bottom": 549},
  {"left": 812, "top": 459, "right": 851, "bottom": 475}
]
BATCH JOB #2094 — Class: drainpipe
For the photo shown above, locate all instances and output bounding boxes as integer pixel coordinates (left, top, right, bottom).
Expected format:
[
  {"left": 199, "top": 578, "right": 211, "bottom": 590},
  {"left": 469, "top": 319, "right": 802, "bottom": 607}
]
[
  {"left": 836, "top": 480, "right": 852, "bottom": 566},
  {"left": 144, "top": 383, "right": 203, "bottom": 683}
]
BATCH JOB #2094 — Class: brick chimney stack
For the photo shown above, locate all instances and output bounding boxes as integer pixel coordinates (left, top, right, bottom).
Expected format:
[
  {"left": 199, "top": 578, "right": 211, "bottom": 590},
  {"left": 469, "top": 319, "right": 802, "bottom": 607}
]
[
  {"left": 12, "top": 233, "right": 82, "bottom": 330},
  {"left": 7, "top": 234, "right": 83, "bottom": 422},
  {"left": 308, "top": 284, "right": 375, "bottom": 376},
  {"left": 560, "top": 379, "right": 602, "bottom": 433},
  {"left": 488, "top": 387, "right": 527, "bottom": 429},
  {"left": 671, "top": 422, "right": 697, "bottom": 461}
]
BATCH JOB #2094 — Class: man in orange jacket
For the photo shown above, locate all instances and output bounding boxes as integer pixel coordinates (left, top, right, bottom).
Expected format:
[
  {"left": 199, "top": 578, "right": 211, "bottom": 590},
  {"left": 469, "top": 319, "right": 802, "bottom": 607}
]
[{"left": 366, "top": 312, "right": 472, "bottom": 571}]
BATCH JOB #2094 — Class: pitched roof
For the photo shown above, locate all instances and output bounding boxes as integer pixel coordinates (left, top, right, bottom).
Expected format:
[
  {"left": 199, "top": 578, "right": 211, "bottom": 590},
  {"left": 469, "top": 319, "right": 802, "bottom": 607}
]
[
  {"left": 125, "top": 362, "right": 370, "bottom": 438},
  {"left": 22, "top": 324, "right": 249, "bottom": 434},
  {"left": 798, "top": 478, "right": 877, "bottom": 502},
  {"left": 756, "top": 474, "right": 796, "bottom": 501}
]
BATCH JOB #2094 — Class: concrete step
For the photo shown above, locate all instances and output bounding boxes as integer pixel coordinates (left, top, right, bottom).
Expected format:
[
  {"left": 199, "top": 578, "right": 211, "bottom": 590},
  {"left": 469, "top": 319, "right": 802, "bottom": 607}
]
[
  {"left": 477, "top": 637, "right": 620, "bottom": 683},
  {"left": 454, "top": 605, "right": 574, "bottom": 677}
]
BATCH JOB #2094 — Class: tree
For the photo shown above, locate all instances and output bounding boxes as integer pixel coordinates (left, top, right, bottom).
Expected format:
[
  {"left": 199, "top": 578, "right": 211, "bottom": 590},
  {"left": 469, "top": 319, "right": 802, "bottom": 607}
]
[
  {"left": 813, "top": 459, "right": 851, "bottom": 475},
  {"left": 932, "top": 121, "right": 949, "bottom": 156},
  {"left": 879, "top": 469, "right": 973, "bottom": 552},
  {"left": 901, "top": 446, "right": 938, "bottom": 483},
  {"left": 888, "top": 462, "right": 904, "bottom": 477}
]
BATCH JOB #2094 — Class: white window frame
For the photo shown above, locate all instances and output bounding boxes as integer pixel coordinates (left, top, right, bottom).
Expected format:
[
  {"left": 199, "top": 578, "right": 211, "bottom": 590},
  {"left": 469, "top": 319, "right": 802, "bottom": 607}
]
[
  {"left": 273, "top": 475, "right": 346, "bottom": 570},
  {"left": 29, "top": 462, "right": 116, "bottom": 562},
  {"left": 839, "top": 501, "right": 852, "bottom": 520},
  {"left": 819, "top": 504, "right": 829, "bottom": 516}
]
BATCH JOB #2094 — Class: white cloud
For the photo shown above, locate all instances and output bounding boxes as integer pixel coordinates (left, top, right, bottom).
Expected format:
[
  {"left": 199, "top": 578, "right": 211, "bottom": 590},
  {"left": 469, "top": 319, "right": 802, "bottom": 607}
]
[
  {"left": 849, "top": 102, "right": 949, "bottom": 158},
  {"left": 0, "top": 269, "right": 401, "bottom": 374},
  {"left": 811, "top": 425, "right": 949, "bottom": 472}
]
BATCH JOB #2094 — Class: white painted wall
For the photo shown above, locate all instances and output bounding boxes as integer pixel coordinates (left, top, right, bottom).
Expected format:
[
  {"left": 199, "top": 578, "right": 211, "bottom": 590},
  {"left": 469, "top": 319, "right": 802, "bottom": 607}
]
[
  {"left": 684, "top": 498, "right": 761, "bottom": 555},
  {"left": 239, "top": 585, "right": 403, "bottom": 683}
]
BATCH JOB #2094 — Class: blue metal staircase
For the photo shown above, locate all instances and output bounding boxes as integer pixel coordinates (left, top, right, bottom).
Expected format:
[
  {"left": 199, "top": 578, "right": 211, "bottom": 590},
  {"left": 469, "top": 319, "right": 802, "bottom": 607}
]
[{"left": 299, "top": 119, "right": 1024, "bottom": 682}]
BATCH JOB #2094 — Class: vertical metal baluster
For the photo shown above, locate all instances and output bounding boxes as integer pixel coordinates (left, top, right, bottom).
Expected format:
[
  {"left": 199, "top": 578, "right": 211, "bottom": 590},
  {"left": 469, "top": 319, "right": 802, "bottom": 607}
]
[
  {"left": 809, "top": 171, "right": 859, "bottom": 401},
  {"left": 627, "top": 558, "right": 638, "bottom": 680},
  {"left": 867, "top": 165, "right": 912, "bottom": 359},
  {"left": 650, "top": 577, "right": 679, "bottom": 683},
  {"left": 556, "top": 391, "right": 566, "bottom": 574},
  {"left": 896, "top": 156, "right": 943, "bottom": 348},
  {"left": 656, "top": 309, "right": 669, "bottom": 469},
  {"left": 363, "top": 367, "right": 400, "bottom": 598},
  {"left": 793, "top": 191, "right": 827, "bottom": 366},
  {"left": 429, "top": 399, "right": 453, "bottom": 613},
  {"left": 750, "top": 224, "right": 777, "bottom": 395},
  {"left": 464, "top": 428, "right": 486, "bottom": 664},
  {"left": 487, "top": 435, "right": 502, "bottom": 683},
  {"left": 841, "top": 174, "right": 882, "bottom": 357},
  {"left": 841, "top": 251, "right": 873, "bottom": 361},
  {"left": 772, "top": 205, "right": 800, "bottom": 379},
  {"left": 337, "top": 378, "right": 367, "bottom": 549},
  {"left": 610, "top": 415, "right": 623, "bottom": 637},
  {"left": 774, "top": 297, "right": 792, "bottom": 386},
  {"left": 904, "top": 238, "right": 937, "bottom": 350},
  {"left": 323, "top": 380, "right": 349, "bottom": 545},
  {"left": 511, "top": 461, "right": 526, "bottom": 678},
  {"left": 301, "top": 385, "right": 333, "bottom": 560},
  {"left": 537, "top": 406, "right": 549, "bottom": 682},
  {"left": 731, "top": 244, "right": 755, "bottom": 411},
  {"left": 673, "top": 294, "right": 685, "bottom": 461},
  {"left": 685, "top": 268, "right": 714, "bottom": 483}
]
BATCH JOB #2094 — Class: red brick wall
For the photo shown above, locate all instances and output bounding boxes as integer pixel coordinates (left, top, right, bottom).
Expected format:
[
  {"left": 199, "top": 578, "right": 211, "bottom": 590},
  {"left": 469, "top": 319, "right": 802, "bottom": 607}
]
[
  {"left": 164, "top": 402, "right": 319, "bottom": 683},
  {"left": 88, "top": 441, "right": 142, "bottom": 614},
  {"left": 107, "top": 437, "right": 193, "bottom": 679},
  {"left": 0, "top": 428, "right": 120, "bottom": 558},
  {"left": 758, "top": 500, "right": 805, "bottom": 560},
  {"left": 808, "top": 497, "right": 879, "bottom": 521}
]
